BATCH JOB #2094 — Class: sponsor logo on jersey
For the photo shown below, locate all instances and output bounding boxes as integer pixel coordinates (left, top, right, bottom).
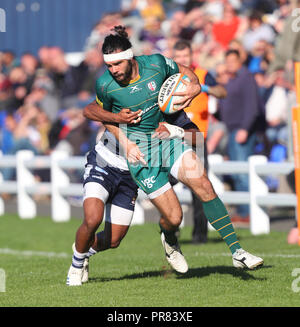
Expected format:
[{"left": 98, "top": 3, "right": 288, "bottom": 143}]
[
  {"left": 130, "top": 85, "right": 142, "bottom": 94},
  {"left": 147, "top": 81, "right": 157, "bottom": 92},
  {"left": 141, "top": 102, "right": 158, "bottom": 115},
  {"left": 141, "top": 176, "right": 156, "bottom": 189}
]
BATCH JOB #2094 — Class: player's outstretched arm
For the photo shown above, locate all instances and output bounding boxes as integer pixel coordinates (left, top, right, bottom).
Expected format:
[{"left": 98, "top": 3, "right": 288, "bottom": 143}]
[
  {"left": 83, "top": 100, "right": 142, "bottom": 124},
  {"left": 205, "top": 85, "right": 227, "bottom": 99}
]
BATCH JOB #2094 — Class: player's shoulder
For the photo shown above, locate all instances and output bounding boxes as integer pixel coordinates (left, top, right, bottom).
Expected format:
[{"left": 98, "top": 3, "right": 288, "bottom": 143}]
[
  {"left": 95, "top": 69, "right": 113, "bottom": 94},
  {"left": 136, "top": 53, "right": 169, "bottom": 70}
]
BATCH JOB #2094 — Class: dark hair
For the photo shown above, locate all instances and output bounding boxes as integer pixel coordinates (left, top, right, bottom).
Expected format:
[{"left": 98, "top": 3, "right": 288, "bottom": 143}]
[
  {"left": 249, "top": 10, "right": 263, "bottom": 23},
  {"left": 173, "top": 40, "right": 192, "bottom": 52},
  {"left": 102, "top": 25, "right": 132, "bottom": 54},
  {"left": 225, "top": 49, "right": 240, "bottom": 59}
]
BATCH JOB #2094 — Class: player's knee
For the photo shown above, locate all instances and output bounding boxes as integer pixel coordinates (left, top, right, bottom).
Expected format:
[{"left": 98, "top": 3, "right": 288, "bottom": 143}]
[
  {"left": 167, "top": 208, "right": 183, "bottom": 227},
  {"left": 172, "top": 215, "right": 183, "bottom": 228},
  {"left": 110, "top": 238, "right": 122, "bottom": 249},
  {"left": 201, "top": 176, "right": 215, "bottom": 194},
  {"left": 193, "top": 176, "right": 216, "bottom": 201},
  {"left": 84, "top": 215, "right": 101, "bottom": 233}
]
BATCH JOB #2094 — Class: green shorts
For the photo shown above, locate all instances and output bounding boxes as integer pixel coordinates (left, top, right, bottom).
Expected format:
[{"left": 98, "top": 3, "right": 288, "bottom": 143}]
[{"left": 127, "top": 134, "right": 192, "bottom": 198}]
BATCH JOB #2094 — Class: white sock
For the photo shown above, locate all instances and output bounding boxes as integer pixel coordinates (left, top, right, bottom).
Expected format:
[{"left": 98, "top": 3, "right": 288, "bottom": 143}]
[
  {"left": 86, "top": 247, "right": 97, "bottom": 258},
  {"left": 72, "top": 248, "right": 88, "bottom": 269}
]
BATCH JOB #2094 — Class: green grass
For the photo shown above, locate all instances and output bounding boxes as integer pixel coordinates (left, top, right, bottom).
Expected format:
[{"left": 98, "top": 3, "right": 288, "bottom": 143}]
[{"left": 0, "top": 213, "right": 300, "bottom": 307}]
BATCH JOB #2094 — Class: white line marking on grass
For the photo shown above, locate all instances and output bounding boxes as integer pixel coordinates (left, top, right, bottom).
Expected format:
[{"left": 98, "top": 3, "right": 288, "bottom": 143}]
[
  {"left": 1, "top": 248, "right": 300, "bottom": 259},
  {"left": 0, "top": 248, "right": 69, "bottom": 258}
]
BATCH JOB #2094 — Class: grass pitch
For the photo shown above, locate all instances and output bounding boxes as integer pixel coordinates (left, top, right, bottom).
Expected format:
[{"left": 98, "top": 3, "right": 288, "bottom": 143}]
[{"left": 0, "top": 213, "right": 300, "bottom": 307}]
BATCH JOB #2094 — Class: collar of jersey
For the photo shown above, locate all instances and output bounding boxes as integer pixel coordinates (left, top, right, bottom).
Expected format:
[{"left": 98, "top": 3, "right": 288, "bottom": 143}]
[
  {"left": 128, "top": 57, "right": 144, "bottom": 85},
  {"left": 128, "top": 74, "right": 140, "bottom": 84}
]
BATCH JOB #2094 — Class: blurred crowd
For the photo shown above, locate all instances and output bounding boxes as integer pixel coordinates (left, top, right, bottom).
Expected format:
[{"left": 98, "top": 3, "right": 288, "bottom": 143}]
[{"left": 0, "top": 0, "right": 299, "bottom": 192}]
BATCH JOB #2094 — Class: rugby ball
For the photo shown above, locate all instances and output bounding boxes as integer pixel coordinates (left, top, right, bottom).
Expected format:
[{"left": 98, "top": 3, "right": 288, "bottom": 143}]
[{"left": 158, "top": 73, "right": 190, "bottom": 114}]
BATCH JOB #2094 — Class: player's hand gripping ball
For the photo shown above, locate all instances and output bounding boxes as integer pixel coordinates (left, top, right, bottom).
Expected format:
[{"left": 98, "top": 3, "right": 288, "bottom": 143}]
[{"left": 158, "top": 73, "right": 190, "bottom": 114}]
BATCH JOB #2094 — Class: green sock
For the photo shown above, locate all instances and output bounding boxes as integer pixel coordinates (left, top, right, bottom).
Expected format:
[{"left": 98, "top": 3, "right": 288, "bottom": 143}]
[
  {"left": 202, "top": 197, "right": 241, "bottom": 254},
  {"left": 159, "top": 223, "right": 178, "bottom": 246}
]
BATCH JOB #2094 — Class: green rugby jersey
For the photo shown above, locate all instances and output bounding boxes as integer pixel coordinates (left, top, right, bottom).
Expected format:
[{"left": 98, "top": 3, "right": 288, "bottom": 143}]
[{"left": 95, "top": 54, "right": 179, "bottom": 135}]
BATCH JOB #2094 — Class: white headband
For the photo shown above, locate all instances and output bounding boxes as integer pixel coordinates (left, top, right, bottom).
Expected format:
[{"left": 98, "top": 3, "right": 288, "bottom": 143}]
[{"left": 103, "top": 48, "right": 134, "bottom": 63}]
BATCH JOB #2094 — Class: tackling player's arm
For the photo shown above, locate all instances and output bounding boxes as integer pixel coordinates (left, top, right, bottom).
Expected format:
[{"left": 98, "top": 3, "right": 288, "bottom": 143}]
[
  {"left": 104, "top": 123, "right": 146, "bottom": 165},
  {"left": 152, "top": 122, "right": 202, "bottom": 147},
  {"left": 83, "top": 100, "right": 142, "bottom": 124},
  {"left": 152, "top": 110, "right": 203, "bottom": 147},
  {"left": 83, "top": 101, "right": 144, "bottom": 163}
]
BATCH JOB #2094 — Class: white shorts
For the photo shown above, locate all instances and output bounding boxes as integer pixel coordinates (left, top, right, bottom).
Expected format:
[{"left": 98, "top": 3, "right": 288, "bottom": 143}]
[{"left": 83, "top": 182, "right": 134, "bottom": 226}]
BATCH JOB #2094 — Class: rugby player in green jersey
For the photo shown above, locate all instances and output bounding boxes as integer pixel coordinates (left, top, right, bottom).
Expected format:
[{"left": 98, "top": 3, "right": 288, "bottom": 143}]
[{"left": 70, "top": 26, "right": 263, "bottom": 284}]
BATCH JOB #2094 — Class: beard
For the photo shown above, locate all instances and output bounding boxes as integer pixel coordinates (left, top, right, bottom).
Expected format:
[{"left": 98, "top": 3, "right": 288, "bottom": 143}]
[{"left": 114, "top": 61, "right": 133, "bottom": 83}]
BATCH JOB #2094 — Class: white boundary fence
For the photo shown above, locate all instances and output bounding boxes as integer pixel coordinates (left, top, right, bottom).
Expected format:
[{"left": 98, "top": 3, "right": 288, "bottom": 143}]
[{"left": 0, "top": 150, "right": 296, "bottom": 235}]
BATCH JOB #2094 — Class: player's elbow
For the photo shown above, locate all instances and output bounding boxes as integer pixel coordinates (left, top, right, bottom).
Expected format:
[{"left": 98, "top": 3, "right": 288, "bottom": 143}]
[
  {"left": 83, "top": 101, "right": 99, "bottom": 121},
  {"left": 82, "top": 106, "right": 89, "bottom": 119},
  {"left": 83, "top": 104, "right": 92, "bottom": 119},
  {"left": 110, "top": 239, "right": 121, "bottom": 249}
]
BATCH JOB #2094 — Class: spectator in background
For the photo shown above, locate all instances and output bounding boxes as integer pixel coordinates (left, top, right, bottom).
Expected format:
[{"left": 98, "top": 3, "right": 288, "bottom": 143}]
[
  {"left": 218, "top": 49, "right": 262, "bottom": 222},
  {"left": 5, "top": 67, "right": 29, "bottom": 113},
  {"left": 38, "top": 46, "right": 53, "bottom": 72},
  {"left": 48, "top": 47, "right": 88, "bottom": 108},
  {"left": 268, "top": 0, "right": 300, "bottom": 83},
  {"left": 78, "top": 48, "right": 106, "bottom": 102},
  {"left": 0, "top": 105, "right": 50, "bottom": 180},
  {"left": 20, "top": 53, "right": 39, "bottom": 92},
  {"left": 202, "top": 0, "right": 224, "bottom": 19},
  {"left": 184, "top": 0, "right": 205, "bottom": 14},
  {"left": 195, "top": 38, "right": 225, "bottom": 72},
  {"left": 1, "top": 51, "right": 18, "bottom": 74},
  {"left": 52, "top": 107, "right": 94, "bottom": 158},
  {"left": 0, "top": 113, "right": 17, "bottom": 155},
  {"left": 129, "top": 0, "right": 166, "bottom": 51},
  {"left": 24, "top": 69, "right": 60, "bottom": 123},
  {"left": 0, "top": 69, "right": 12, "bottom": 108},
  {"left": 247, "top": 39, "right": 271, "bottom": 74},
  {"left": 178, "top": 7, "right": 205, "bottom": 41},
  {"left": 164, "top": 10, "right": 186, "bottom": 38},
  {"left": 140, "top": 16, "right": 165, "bottom": 52},
  {"left": 228, "top": 39, "right": 250, "bottom": 65},
  {"left": 206, "top": 62, "right": 230, "bottom": 156},
  {"left": 264, "top": 69, "right": 291, "bottom": 148},
  {"left": 84, "top": 12, "right": 123, "bottom": 52},
  {"left": 129, "top": 0, "right": 165, "bottom": 26},
  {"left": 242, "top": 10, "right": 276, "bottom": 52},
  {"left": 212, "top": 2, "right": 246, "bottom": 49}
]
